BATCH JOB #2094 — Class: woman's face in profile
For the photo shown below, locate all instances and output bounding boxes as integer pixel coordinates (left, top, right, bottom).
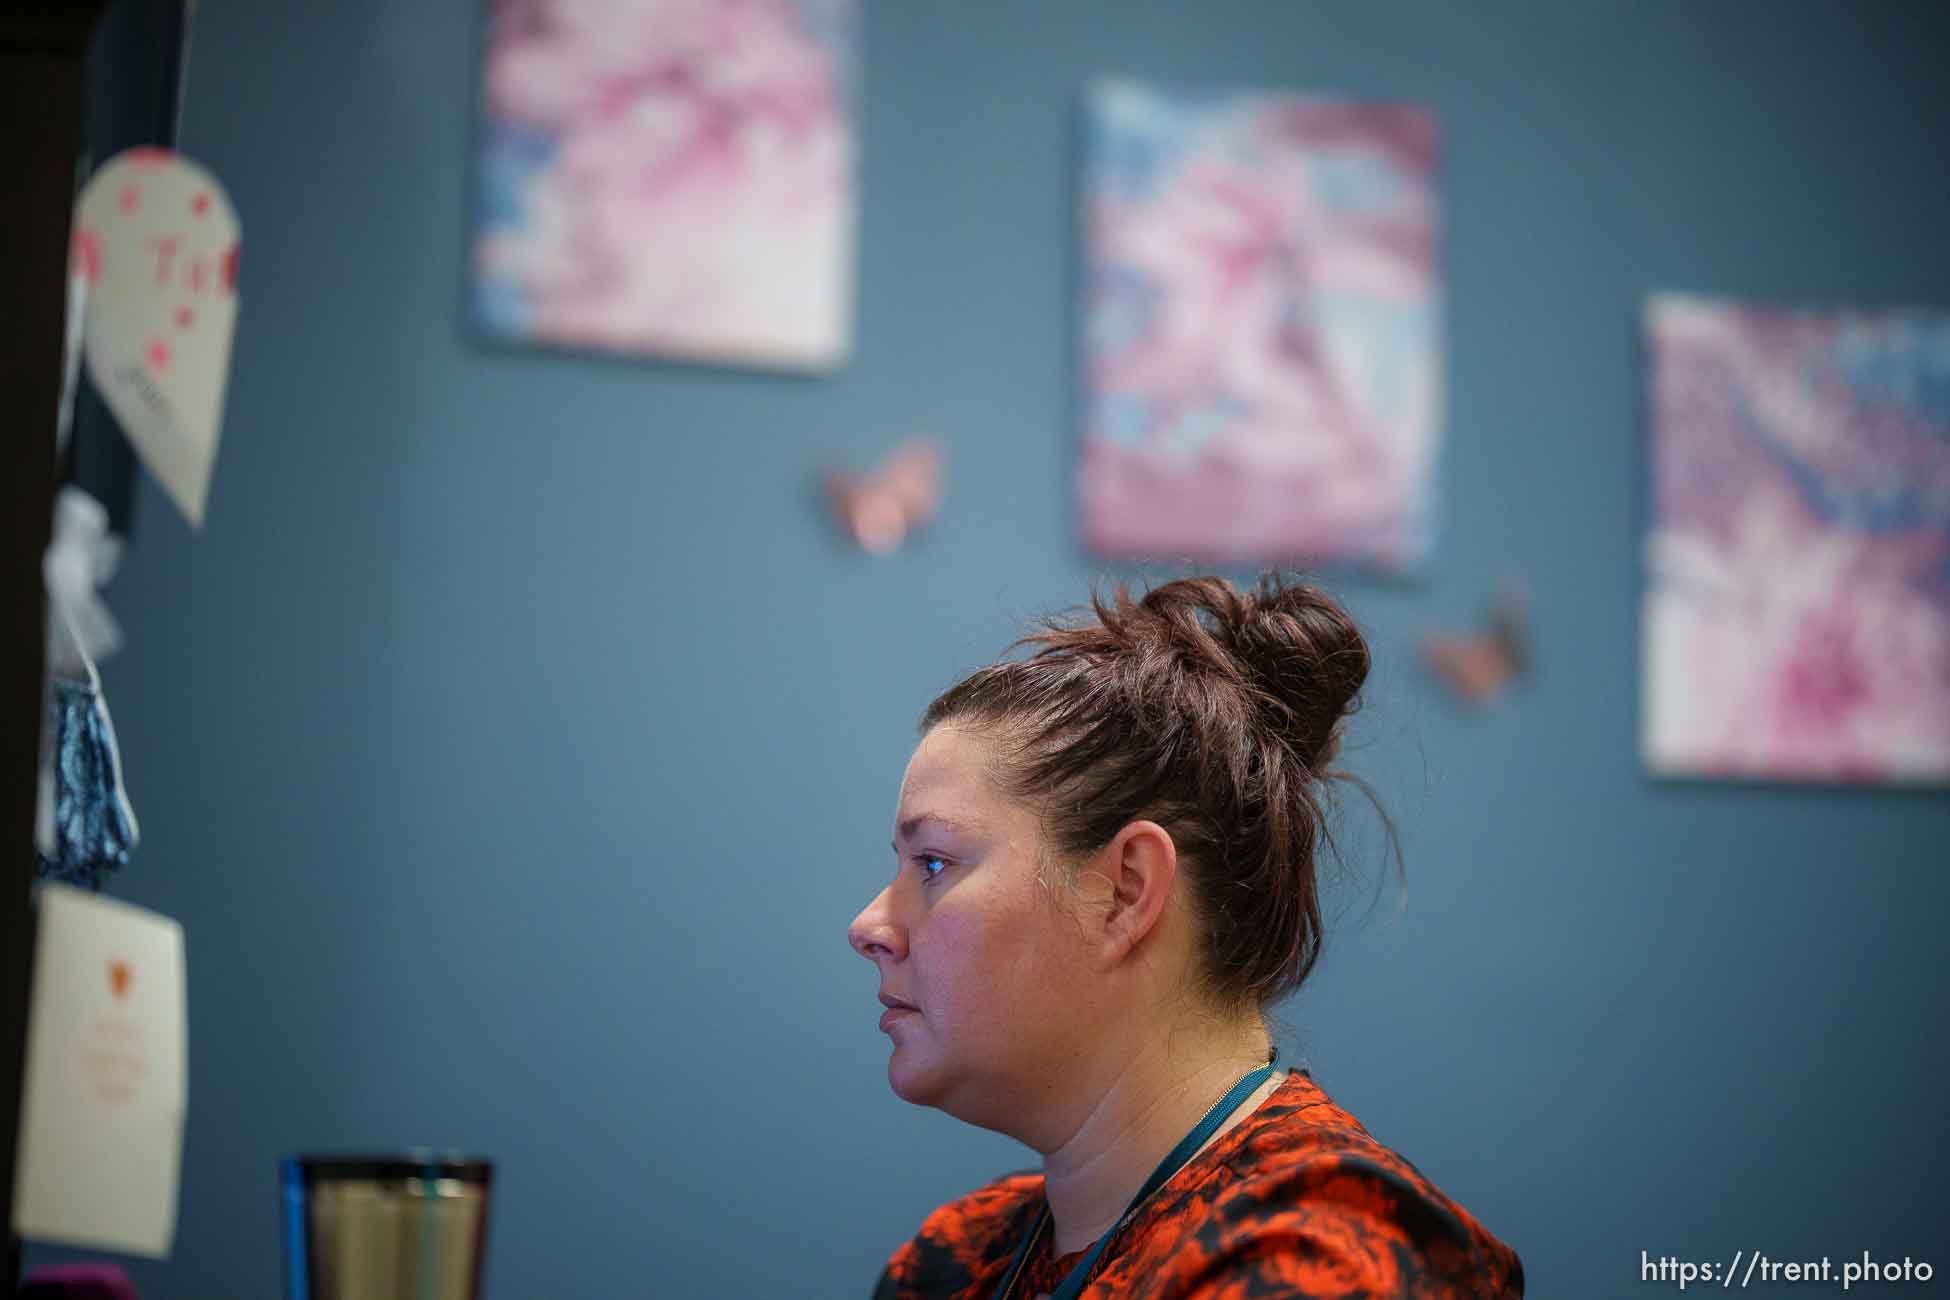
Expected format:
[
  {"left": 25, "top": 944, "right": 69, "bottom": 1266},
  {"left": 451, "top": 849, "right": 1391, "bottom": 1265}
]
[{"left": 848, "top": 724, "right": 1101, "bottom": 1124}]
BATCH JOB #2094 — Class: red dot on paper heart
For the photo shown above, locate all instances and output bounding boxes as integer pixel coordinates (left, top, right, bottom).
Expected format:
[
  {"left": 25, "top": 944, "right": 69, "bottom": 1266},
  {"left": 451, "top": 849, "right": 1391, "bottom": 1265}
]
[
  {"left": 176, "top": 306, "right": 194, "bottom": 329},
  {"left": 74, "top": 225, "right": 103, "bottom": 285},
  {"left": 147, "top": 339, "right": 171, "bottom": 371},
  {"left": 221, "top": 242, "right": 241, "bottom": 292},
  {"left": 192, "top": 192, "right": 211, "bottom": 216},
  {"left": 118, "top": 185, "right": 141, "bottom": 213}
]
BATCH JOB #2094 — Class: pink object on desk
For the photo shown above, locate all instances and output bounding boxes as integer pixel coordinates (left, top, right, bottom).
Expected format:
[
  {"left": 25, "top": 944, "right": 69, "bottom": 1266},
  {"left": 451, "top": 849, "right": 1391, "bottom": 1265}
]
[{"left": 18, "top": 1263, "right": 139, "bottom": 1300}]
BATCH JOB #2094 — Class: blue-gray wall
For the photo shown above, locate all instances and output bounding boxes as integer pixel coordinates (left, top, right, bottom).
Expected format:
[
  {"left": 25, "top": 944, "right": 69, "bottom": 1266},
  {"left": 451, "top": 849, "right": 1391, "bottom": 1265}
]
[{"left": 31, "top": 2, "right": 1950, "bottom": 1296}]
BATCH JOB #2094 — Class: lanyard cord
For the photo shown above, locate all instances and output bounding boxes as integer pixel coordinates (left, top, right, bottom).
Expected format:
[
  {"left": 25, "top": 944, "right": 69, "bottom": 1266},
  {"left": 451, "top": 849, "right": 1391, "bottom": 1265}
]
[{"left": 992, "top": 1050, "right": 1280, "bottom": 1300}]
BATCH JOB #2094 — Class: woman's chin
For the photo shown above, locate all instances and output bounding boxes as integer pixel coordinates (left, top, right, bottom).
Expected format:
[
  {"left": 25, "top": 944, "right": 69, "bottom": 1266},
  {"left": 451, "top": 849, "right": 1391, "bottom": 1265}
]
[{"left": 886, "top": 1046, "right": 946, "bottom": 1107}]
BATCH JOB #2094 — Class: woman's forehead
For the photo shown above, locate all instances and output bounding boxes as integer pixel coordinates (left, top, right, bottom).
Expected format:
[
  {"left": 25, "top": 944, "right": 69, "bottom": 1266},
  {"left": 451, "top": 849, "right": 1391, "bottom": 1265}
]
[
  {"left": 904, "top": 723, "right": 988, "bottom": 782},
  {"left": 897, "top": 727, "right": 1002, "bottom": 827}
]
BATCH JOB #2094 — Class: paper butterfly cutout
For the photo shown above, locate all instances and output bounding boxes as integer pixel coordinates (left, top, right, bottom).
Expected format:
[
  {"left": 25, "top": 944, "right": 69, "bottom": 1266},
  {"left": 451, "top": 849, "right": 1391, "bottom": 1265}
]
[
  {"left": 1422, "top": 586, "right": 1530, "bottom": 705},
  {"left": 823, "top": 438, "right": 943, "bottom": 555}
]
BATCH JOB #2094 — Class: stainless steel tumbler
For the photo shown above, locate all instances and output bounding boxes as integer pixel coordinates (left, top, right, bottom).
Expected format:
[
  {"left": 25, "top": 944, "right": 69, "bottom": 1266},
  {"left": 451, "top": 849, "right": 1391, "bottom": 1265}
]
[{"left": 281, "top": 1153, "right": 493, "bottom": 1300}]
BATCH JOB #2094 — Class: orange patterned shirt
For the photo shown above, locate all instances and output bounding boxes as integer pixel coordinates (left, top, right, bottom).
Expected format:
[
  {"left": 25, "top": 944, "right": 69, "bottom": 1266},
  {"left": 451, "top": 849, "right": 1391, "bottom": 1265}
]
[{"left": 873, "top": 1068, "right": 1523, "bottom": 1299}]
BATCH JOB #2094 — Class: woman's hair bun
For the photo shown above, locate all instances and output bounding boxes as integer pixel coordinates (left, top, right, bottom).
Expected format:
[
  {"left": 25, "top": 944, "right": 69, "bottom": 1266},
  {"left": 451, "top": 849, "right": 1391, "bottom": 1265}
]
[{"left": 1138, "top": 570, "right": 1369, "bottom": 771}]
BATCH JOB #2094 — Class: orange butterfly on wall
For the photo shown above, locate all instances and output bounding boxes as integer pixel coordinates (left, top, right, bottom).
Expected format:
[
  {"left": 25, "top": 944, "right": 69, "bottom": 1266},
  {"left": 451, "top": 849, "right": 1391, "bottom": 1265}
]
[
  {"left": 822, "top": 437, "right": 943, "bottom": 556},
  {"left": 1421, "top": 585, "right": 1531, "bottom": 705}
]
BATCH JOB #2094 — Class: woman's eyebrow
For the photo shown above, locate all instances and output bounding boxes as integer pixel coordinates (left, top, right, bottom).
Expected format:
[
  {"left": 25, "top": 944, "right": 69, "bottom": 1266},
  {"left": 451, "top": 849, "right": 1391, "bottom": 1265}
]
[{"left": 892, "top": 812, "right": 975, "bottom": 849}]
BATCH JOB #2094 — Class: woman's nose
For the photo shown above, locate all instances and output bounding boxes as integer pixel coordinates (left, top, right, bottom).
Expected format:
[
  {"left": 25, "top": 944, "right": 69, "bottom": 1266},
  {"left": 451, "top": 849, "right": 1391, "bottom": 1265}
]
[{"left": 848, "top": 885, "right": 906, "bottom": 963}]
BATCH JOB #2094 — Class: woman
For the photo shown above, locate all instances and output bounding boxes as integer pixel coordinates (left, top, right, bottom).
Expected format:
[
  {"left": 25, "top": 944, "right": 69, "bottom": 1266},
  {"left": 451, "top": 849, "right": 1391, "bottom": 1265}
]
[{"left": 849, "top": 572, "right": 1523, "bottom": 1299}]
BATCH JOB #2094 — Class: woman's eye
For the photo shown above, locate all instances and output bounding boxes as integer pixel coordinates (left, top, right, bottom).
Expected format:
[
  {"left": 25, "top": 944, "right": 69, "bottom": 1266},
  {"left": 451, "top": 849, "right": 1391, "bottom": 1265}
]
[{"left": 914, "top": 853, "right": 949, "bottom": 884}]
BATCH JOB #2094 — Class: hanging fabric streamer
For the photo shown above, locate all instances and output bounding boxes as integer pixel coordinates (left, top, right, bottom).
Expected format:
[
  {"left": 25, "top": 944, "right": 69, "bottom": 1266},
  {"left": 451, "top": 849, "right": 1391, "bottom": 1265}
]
[{"left": 37, "top": 487, "right": 140, "bottom": 890}]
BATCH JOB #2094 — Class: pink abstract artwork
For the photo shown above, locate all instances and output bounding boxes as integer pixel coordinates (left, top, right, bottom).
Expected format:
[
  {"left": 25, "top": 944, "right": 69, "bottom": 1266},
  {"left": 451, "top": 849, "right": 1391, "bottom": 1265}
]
[
  {"left": 472, "top": 0, "right": 857, "bottom": 369},
  {"left": 1642, "top": 293, "right": 1950, "bottom": 785},
  {"left": 1077, "top": 80, "right": 1441, "bottom": 572}
]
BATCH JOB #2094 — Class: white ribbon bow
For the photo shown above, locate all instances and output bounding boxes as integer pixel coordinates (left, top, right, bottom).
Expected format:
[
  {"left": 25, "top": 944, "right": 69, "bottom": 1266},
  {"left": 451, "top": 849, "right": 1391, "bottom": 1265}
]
[{"left": 43, "top": 485, "right": 124, "bottom": 680}]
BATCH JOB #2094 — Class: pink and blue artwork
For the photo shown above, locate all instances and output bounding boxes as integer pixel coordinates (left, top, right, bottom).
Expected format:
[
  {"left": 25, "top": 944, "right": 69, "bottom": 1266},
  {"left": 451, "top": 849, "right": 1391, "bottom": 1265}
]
[
  {"left": 471, "top": 0, "right": 857, "bottom": 370},
  {"left": 1642, "top": 293, "right": 1950, "bottom": 785},
  {"left": 1077, "top": 80, "right": 1441, "bottom": 573}
]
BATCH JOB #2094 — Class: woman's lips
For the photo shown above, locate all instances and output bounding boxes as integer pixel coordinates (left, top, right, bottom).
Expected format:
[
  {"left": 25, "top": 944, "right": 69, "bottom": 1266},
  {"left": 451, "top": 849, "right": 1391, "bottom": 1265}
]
[{"left": 877, "top": 993, "right": 918, "bottom": 1032}]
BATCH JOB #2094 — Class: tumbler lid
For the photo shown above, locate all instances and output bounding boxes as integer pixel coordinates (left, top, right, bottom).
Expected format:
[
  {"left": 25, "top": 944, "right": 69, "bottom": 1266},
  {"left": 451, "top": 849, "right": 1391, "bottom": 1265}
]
[{"left": 283, "top": 1151, "right": 493, "bottom": 1183}]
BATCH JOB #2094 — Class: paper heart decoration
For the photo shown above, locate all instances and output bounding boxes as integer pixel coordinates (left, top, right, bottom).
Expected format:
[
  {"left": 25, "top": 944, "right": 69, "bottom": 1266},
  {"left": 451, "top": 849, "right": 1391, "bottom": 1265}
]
[
  {"left": 823, "top": 438, "right": 944, "bottom": 555},
  {"left": 73, "top": 148, "right": 241, "bottom": 529}
]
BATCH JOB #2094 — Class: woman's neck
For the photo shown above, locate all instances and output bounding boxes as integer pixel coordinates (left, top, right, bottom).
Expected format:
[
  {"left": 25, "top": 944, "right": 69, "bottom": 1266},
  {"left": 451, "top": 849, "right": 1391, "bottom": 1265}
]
[{"left": 1038, "top": 1022, "right": 1280, "bottom": 1256}]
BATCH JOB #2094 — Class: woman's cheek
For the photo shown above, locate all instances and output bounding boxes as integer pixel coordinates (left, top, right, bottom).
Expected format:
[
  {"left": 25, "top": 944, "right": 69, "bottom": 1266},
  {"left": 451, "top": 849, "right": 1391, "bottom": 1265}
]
[{"left": 935, "top": 926, "right": 1001, "bottom": 1040}]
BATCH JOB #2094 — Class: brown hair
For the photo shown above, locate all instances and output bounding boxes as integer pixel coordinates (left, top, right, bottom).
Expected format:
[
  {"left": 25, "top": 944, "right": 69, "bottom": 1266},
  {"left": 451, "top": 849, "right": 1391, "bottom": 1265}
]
[{"left": 918, "top": 569, "right": 1390, "bottom": 1011}]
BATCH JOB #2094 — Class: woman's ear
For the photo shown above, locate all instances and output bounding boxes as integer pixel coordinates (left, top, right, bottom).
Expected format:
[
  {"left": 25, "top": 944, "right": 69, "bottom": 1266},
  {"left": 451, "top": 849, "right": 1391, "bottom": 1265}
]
[{"left": 1084, "top": 820, "right": 1178, "bottom": 968}]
